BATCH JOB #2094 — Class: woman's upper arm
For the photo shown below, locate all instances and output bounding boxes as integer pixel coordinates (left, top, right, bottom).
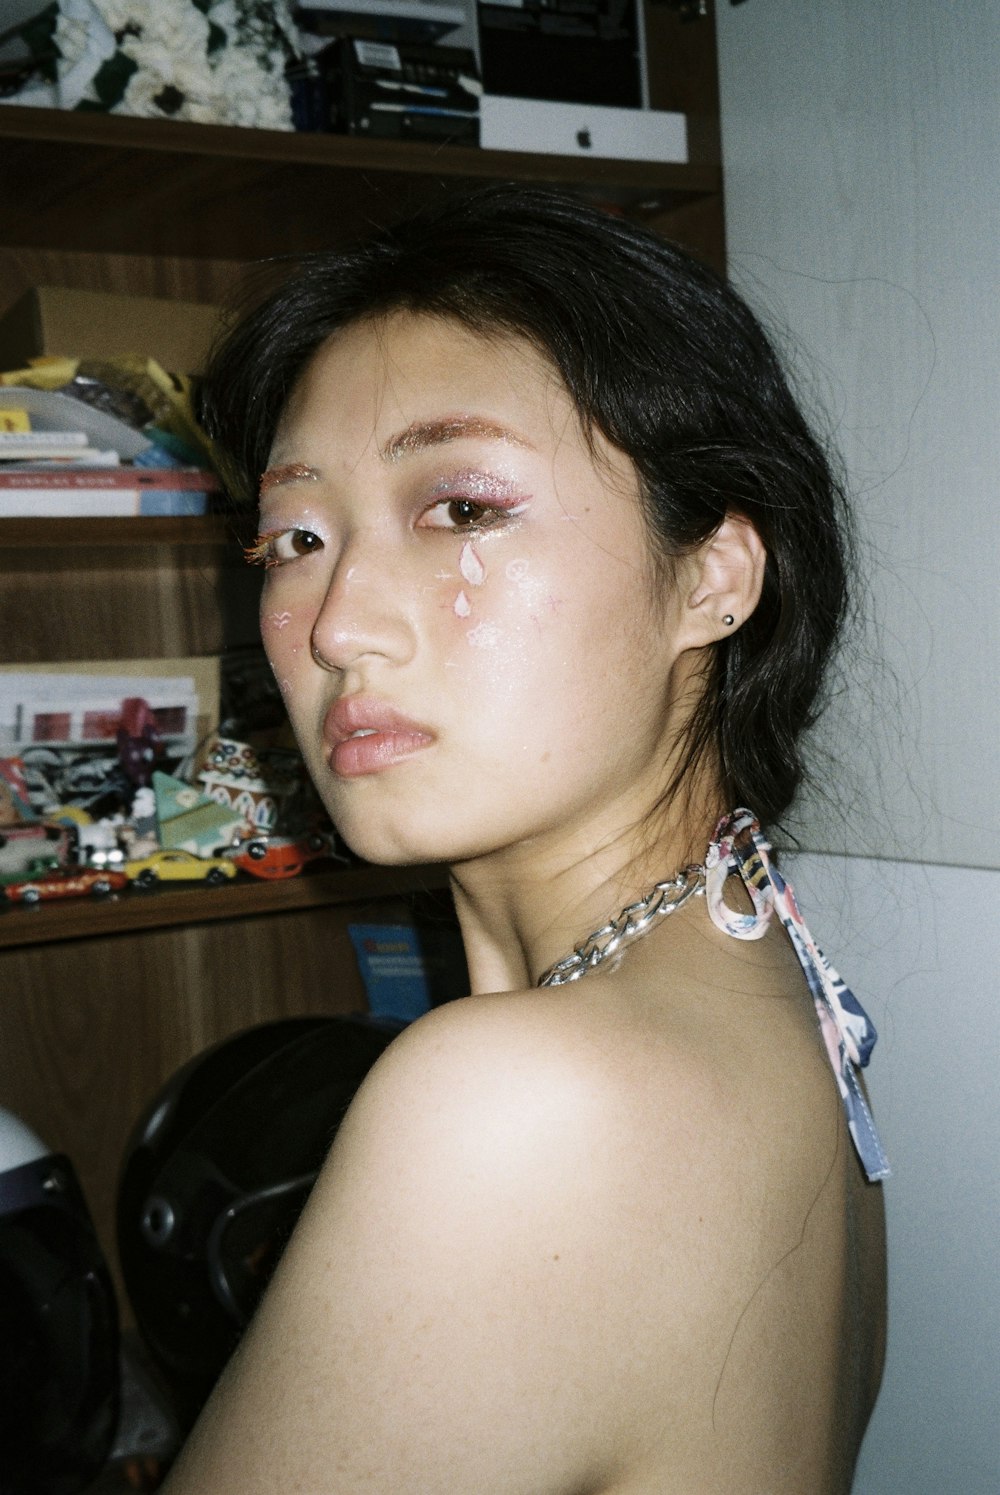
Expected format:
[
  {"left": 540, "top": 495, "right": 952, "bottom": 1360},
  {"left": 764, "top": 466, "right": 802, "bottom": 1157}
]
[{"left": 161, "top": 999, "right": 626, "bottom": 1495}]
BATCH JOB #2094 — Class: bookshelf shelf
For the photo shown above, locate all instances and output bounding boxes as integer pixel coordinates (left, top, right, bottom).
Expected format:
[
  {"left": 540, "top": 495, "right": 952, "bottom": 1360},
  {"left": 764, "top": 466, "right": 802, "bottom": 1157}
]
[
  {"left": 0, "top": 861, "right": 448, "bottom": 952},
  {"left": 0, "top": 106, "right": 720, "bottom": 261},
  {"left": 1, "top": 513, "right": 242, "bottom": 561}
]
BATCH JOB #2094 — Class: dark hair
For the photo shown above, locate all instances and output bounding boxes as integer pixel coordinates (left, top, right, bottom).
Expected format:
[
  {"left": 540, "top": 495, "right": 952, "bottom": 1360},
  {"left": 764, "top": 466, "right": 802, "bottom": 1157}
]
[{"left": 202, "top": 184, "right": 852, "bottom": 830}]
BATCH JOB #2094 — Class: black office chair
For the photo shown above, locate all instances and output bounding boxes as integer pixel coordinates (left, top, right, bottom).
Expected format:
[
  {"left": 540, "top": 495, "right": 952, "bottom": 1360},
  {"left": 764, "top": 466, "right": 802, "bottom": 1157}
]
[{"left": 117, "top": 1013, "right": 402, "bottom": 1429}]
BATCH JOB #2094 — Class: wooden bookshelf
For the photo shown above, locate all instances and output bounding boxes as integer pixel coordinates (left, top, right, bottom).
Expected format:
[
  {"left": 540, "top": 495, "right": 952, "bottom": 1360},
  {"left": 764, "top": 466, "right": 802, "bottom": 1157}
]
[
  {"left": 0, "top": 4, "right": 725, "bottom": 1340},
  {"left": 0, "top": 100, "right": 723, "bottom": 265}
]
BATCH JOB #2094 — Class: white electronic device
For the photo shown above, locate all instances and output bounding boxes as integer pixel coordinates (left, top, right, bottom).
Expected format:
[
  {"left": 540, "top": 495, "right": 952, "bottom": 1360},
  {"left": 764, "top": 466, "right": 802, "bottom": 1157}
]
[{"left": 479, "top": 95, "right": 687, "bottom": 163}]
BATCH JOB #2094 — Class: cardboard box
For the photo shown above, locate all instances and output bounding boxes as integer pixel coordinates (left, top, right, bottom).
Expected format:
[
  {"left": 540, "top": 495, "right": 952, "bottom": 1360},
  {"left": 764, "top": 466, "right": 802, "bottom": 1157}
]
[{"left": 0, "top": 287, "right": 221, "bottom": 375}]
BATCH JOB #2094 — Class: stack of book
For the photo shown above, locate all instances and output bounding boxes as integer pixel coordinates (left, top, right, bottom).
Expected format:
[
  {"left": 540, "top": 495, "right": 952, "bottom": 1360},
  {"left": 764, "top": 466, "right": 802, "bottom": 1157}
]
[{"left": 0, "top": 391, "right": 220, "bottom": 518}]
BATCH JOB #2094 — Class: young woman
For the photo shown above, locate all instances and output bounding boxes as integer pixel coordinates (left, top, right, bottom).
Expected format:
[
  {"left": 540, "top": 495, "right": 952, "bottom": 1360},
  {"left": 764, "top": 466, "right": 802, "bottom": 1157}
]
[{"left": 165, "top": 186, "right": 887, "bottom": 1493}]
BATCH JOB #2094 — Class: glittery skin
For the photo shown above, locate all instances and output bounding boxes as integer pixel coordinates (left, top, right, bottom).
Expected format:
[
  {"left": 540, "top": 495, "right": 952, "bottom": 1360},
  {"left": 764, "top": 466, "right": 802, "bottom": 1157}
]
[
  {"left": 502, "top": 555, "right": 559, "bottom": 620},
  {"left": 466, "top": 621, "right": 502, "bottom": 650}
]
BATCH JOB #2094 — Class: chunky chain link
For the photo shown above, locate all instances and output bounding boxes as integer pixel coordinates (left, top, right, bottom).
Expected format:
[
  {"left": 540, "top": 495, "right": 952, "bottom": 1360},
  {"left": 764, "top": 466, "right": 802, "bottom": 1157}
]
[{"left": 536, "top": 865, "right": 706, "bottom": 987}]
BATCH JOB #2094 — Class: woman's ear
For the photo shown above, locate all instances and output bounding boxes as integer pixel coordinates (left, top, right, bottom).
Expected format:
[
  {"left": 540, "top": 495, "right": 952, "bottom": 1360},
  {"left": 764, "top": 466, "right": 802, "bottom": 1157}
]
[{"left": 683, "top": 513, "right": 767, "bottom": 646}]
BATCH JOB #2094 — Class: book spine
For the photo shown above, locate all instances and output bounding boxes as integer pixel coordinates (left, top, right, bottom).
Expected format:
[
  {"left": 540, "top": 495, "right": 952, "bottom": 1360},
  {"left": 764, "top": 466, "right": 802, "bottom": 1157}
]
[
  {"left": 0, "top": 430, "right": 89, "bottom": 448},
  {"left": 0, "top": 492, "right": 141, "bottom": 518},
  {"left": 0, "top": 468, "right": 219, "bottom": 491},
  {"left": 0, "top": 491, "right": 210, "bottom": 517}
]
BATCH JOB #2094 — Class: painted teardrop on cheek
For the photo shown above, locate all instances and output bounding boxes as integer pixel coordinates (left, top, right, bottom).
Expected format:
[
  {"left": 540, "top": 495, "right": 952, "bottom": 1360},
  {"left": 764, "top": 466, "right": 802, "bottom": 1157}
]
[
  {"left": 459, "top": 541, "right": 486, "bottom": 587},
  {"left": 453, "top": 590, "right": 472, "bottom": 618}
]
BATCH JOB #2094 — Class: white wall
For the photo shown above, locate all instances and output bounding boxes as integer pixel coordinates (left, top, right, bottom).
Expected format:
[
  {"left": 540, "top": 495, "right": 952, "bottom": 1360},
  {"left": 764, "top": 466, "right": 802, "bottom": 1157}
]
[
  {"left": 715, "top": 3, "right": 999, "bottom": 1489},
  {"left": 788, "top": 854, "right": 1000, "bottom": 1492},
  {"left": 716, "top": 0, "right": 999, "bottom": 871}
]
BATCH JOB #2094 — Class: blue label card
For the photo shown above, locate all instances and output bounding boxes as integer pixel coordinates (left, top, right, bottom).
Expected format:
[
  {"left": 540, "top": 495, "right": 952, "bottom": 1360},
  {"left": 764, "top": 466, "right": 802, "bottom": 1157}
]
[{"left": 348, "top": 923, "right": 433, "bottom": 1022}]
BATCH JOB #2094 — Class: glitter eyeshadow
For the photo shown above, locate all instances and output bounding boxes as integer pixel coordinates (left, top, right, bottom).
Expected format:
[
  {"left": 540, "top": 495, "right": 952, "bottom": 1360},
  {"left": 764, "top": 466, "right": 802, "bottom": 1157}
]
[{"left": 427, "top": 468, "right": 526, "bottom": 504}]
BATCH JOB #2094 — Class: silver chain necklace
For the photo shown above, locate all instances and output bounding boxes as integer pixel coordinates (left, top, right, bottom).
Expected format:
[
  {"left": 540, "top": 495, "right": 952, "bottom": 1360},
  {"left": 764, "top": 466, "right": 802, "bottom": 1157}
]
[{"left": 536, "top": 864, "right": 706, "bottom": 987}]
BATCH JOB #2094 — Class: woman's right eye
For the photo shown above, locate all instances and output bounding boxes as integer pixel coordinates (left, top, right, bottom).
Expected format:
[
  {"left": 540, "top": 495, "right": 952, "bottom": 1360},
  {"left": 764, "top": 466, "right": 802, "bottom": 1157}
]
[{"left": 244, "top": 529, "right": 324, "bottom": 568}]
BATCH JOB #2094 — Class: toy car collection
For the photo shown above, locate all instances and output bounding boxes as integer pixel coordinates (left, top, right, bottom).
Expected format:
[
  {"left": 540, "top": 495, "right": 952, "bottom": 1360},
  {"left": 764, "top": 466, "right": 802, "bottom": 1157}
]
[
  {"left": 123, "top": 849, "right": 238, "bottom": 888},
  {"left": 4, "top": 867, "right": 130, "bottom": 904},
  {"left": 0, "top": 725, "right": 343, "bottom": 911}
]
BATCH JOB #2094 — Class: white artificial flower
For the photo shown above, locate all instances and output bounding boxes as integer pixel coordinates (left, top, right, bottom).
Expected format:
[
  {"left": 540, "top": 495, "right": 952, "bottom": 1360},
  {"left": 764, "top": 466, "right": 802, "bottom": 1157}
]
[
  {"left": 170, "top": 57, "right": 218, "bottom": 102},
  {"left": 56, "top": 0, "right": 117, "bottom": 108},
  {"left": 208, "top": 0, "right": 239, "bottom": 34},
  {"left": 152, "top": 5, "right": 211, "bottom": 56},
  {"left": 181, "top": 99, "right": 222, "bottom": 124},
  {"left": 55, "top": 17, "right": 91, "bottom": 69},
  {"left": 0, "top": 82, "right": 59, "bottom": 108},
  {"left": 118, "top": 37, "right": 175, "bottom": 83},
  {"left": 211, "top": 45, "right": 293, "bottom": 129},
  {"left": 91, "top": 0, "right": 143, "bottom": 34},
  {"left": 117, "top": 67, "right": 172, "bottom": 117},
  {"left": 37, "top": 0, "right": 297, "bottom": 129}
]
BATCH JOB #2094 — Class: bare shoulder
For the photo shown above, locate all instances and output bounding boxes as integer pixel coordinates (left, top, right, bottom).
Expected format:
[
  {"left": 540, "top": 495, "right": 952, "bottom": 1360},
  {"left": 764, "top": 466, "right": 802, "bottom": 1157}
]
[
  {"left": 330, "top": 987, "right": 617, "bottom": 1177},
  {"left": 323, "top": 979, "right": 746, "bottom": 1224},
  {"left": 163, "top": 989, "right": 659, "bottom": 1494}
]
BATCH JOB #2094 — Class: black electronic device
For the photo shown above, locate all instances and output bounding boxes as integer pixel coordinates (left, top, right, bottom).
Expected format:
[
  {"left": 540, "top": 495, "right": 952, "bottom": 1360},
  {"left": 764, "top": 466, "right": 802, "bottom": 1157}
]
[
  {"left": 295, "top": 1, "right": 466, "bottom": 45},
  {"left": 313, "top": 37, "right": 480, "bottom": 143},
  {"left": 477, "top": 0, "right": 643, "bottom": 108}
]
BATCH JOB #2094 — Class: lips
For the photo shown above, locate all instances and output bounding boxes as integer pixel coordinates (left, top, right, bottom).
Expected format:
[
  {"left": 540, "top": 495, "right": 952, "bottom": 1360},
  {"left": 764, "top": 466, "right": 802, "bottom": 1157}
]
[{"left": 323, "top": 696, "right": 436, "bottom": 778}]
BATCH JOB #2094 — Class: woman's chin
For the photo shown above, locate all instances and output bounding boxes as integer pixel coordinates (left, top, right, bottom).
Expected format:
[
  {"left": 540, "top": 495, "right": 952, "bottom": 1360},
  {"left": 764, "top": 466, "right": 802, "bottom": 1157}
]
[{"left": 333, "top": 820, "right": 453, "bottom": 869}]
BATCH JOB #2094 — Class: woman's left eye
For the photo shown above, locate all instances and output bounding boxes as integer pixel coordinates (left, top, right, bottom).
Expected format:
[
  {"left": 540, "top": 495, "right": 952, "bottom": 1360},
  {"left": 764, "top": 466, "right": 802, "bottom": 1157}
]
[
  {"left": 418, "top": 499, "right": 520, "bottom": 531},
  {"left": 243, "top": 528, "right": 324, "bottom": 567}
]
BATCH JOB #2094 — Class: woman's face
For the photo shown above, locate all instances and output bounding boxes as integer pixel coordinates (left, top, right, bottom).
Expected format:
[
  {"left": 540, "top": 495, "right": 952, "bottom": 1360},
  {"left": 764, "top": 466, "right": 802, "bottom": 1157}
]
[{"left": 254, "top": 313, "right": 702, "bottom": 869}]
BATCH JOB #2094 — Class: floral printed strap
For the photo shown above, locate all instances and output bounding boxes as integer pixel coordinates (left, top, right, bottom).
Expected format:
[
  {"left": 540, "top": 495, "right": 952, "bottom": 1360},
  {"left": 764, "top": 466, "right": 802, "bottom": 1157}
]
[{"left": 706, "top": 810, "right": 890, "bottom": 1183}]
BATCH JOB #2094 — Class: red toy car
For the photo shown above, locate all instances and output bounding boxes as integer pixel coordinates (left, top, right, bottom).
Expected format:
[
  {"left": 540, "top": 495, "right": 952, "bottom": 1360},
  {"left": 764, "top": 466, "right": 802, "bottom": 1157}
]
[
  {"left": 229, "top": 832, "right": 339, "bottom": 881},
  {"left": 3, "top": 866, "right": 130, "bottom": 905}
]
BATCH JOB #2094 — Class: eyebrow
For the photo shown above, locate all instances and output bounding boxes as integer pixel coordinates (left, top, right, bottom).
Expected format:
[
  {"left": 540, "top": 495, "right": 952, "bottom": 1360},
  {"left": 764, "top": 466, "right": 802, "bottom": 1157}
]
[
  {"left": 259, "top": 416, "right": 532, "bottom": 496},
  {"left": 381, "top": 416, "right": 533, "bottom": 463},
  {"left": 258, "top": 462, "right": 321, "bottom": 498}
]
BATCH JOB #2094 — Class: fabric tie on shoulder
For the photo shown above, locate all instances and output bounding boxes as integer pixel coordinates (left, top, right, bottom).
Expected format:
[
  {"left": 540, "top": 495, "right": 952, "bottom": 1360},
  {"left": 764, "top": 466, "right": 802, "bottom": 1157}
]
[{"left": 707, "top": 810, "right": 890, "bottom": 1183}]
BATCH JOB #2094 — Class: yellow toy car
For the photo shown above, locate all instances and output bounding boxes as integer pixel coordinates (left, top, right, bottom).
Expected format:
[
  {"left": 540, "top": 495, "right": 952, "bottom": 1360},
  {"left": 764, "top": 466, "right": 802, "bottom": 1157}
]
[{"left": 124, "top": 849, "right": 237, "bottom": 889}]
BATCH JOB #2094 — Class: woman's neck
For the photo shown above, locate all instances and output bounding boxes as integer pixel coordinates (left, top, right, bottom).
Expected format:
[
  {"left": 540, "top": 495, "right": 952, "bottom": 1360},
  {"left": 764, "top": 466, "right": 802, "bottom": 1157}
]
[{"left": 449, "top": 778, "right": 723, "bottom": 995}]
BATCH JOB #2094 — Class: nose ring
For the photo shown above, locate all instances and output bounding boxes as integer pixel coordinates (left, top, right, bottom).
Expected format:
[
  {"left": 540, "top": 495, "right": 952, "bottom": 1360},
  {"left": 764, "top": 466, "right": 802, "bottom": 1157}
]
[{"left": 311, "top": 638, "right": 333, "bottom": 668}]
